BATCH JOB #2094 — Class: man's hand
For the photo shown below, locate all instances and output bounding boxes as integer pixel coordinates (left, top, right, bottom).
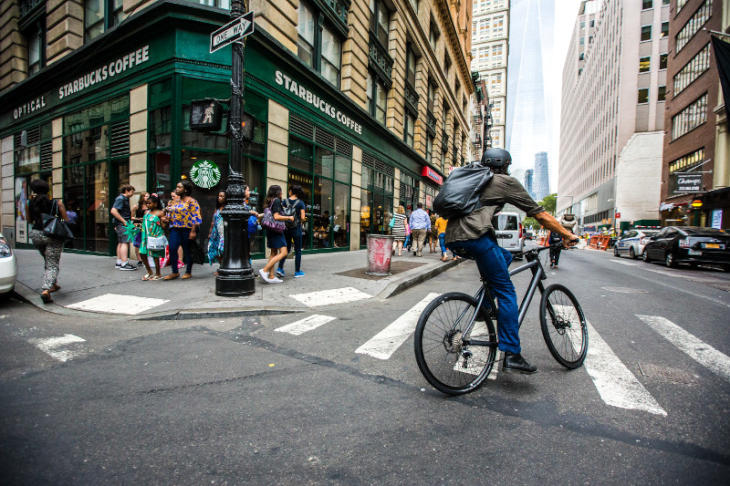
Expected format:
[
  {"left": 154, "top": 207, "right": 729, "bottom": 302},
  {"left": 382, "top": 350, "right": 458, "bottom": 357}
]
[{"left": 563, "top": 235, "right": 579, "bottom": 247}]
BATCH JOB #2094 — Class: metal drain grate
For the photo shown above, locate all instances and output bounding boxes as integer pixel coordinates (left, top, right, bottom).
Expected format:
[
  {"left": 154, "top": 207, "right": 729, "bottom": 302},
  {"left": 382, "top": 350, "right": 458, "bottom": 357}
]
[{"left": 637, "top": 362, "right": 698, "bottom": 385}]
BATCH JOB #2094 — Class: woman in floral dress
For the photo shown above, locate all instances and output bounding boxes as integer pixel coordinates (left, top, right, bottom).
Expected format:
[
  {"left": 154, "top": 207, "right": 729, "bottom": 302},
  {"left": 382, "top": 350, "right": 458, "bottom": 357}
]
[
  {"left": 139, "top": 193, "right": 167, "bottom": 280},
  {"left": 207, "top": 191, "right": 226, "bottom": 273}
]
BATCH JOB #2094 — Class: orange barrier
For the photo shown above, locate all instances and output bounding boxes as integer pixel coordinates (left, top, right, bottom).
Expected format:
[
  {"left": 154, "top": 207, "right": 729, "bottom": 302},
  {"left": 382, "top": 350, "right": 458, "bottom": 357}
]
[
  {"left": 589, "top": 235, "right": 610, "bottom": 250},
  {"left": 537, "top": 235, "right": 549, "bottom": 246}
]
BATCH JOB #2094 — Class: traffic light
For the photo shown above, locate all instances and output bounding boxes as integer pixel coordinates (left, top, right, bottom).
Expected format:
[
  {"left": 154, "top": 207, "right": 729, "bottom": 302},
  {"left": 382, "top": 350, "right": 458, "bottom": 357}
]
[{"left": 190, "top": 99, "right": 223, "bottom": 131}]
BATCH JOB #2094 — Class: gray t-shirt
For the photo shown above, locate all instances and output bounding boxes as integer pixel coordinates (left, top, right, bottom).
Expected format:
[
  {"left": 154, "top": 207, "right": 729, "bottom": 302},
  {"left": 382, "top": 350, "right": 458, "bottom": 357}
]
[
  {"left": 445, "top": 174, "right": 544, "bottom": 243},
  {"left": 112, "top": 194, "right": 131, "bottom": 227}
]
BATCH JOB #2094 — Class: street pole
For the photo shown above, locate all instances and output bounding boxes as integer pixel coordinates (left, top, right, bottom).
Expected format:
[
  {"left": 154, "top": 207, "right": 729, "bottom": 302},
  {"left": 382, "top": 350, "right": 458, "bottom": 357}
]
[{"left": 216, "top": 0, "right": 255, "bottom": 296}]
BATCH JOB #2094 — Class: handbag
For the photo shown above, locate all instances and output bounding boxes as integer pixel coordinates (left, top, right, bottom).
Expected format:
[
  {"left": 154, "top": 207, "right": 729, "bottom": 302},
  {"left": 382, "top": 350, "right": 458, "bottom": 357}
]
[
  {"left": 261, "top": 202, "right": 286, "bottom": 233},
  {"left": 42, "top": 200, "right": 74, "bottom": 240},
  {"left": 190, "top": 239, "right": 206, "bottom": 265},
  {"left": 145, "top": 217, "right": 168, "bottom": 251}
]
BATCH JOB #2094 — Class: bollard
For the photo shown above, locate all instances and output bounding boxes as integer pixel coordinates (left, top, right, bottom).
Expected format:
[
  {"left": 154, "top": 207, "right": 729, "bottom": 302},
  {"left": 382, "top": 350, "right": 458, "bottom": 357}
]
[{"left": 366, "top": 234, "right": 396, "bottom": 276}]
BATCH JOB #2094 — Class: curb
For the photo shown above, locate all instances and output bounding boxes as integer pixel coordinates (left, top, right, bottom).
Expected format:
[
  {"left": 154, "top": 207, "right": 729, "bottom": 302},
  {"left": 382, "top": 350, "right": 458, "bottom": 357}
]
[
  {"left": 133, "top": 307, "right": 305, "bottom": 321},
  {"left": 377, "top": 257, "right": 463, "bottom": 300}
]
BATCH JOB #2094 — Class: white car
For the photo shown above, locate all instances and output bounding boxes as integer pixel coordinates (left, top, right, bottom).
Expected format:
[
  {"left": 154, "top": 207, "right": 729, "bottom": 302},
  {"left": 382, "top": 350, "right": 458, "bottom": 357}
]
[
  {"left": 492, "top": 212, "right": 524, "bottom": 256},
  {"left": 0, "top": 233, "right": 17, "bottom": 299},
  {"left": 614, "top": 228, "right": 660, "bottom": 259}
]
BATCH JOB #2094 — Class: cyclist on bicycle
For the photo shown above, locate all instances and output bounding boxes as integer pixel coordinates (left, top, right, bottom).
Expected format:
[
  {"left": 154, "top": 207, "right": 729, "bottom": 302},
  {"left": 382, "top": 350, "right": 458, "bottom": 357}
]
[{"left": 445, "top": 148, "right": 579, "bottom": 374}]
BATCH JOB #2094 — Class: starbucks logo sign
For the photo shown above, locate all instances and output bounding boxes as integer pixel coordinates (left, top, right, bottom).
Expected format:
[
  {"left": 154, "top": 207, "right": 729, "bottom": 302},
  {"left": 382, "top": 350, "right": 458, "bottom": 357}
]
[{"left": 190, "top": 160, "right": 221, "bottom": 189}]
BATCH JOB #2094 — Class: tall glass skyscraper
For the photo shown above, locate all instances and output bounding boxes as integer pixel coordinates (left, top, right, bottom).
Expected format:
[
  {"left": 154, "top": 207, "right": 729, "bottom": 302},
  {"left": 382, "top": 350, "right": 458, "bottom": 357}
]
[{"left": 506, "top": 0, "right": 554, "bottom": 182}]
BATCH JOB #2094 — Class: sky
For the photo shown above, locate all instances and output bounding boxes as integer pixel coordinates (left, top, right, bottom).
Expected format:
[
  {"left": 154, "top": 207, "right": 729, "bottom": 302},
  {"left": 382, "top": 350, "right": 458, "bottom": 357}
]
[{"left": 548, "top": 0, "right": 584, "bottom": 191}]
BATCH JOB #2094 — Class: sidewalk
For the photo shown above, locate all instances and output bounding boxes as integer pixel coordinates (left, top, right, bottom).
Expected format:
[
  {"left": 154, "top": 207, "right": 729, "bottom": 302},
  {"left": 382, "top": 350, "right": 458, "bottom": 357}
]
[{"left": 13, "top": 247, "right": 462, "bottom": 320}]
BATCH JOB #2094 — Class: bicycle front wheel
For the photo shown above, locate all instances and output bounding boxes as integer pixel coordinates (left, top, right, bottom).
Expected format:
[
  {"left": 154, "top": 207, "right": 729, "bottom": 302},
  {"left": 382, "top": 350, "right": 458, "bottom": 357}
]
[
  {"left": 540, "top": 284, "right": 588, "bottom": 369},
  {"left": 414, "top": 292, "right": 497, "bottom": 395}
]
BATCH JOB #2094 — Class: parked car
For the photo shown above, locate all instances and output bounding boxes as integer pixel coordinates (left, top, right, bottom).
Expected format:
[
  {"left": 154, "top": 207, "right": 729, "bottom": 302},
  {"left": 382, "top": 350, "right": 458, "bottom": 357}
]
[
  {"left": 492, "top": 212, "right": 524, "bottom": 256},
  {"left": 613, "top": 228, "right": 661, "bottom": 259},
  {"left": 0, "top": 232, "right": 18, "bottom": 299},
  {"left": 642, "top": 226, "right": 730, "bottom": 270}
]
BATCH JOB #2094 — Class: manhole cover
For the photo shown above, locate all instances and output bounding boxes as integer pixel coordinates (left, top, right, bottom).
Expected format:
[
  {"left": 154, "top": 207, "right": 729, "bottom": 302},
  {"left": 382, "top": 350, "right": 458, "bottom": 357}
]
[
  {"left": 637, "top": 362, "right": 698, "bottom": 385},
  {"left": 601, "top": 287, "right": 649, "bottom": 294}
]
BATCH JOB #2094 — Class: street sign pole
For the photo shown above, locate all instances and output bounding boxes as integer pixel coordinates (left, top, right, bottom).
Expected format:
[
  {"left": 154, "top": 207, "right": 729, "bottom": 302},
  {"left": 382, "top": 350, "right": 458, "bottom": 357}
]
[{"left": 216, "top": 0, "right": 255, "bottom": 296}]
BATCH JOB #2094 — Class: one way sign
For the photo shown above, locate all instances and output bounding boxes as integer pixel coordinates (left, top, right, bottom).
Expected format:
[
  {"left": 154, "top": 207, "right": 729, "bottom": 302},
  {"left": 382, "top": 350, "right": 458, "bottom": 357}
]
[{"left": 210, "top": 11, "right": 255, "bottom": 53}]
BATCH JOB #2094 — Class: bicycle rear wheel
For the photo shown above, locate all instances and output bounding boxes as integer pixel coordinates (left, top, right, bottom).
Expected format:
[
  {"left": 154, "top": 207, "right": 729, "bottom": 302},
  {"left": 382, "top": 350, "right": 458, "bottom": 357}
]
[
  {"left": 540, "top": 284, "right": 588, "bottom": 369},
  {"left": 414, "top": 292, "right": 497, "bottom": 395}
]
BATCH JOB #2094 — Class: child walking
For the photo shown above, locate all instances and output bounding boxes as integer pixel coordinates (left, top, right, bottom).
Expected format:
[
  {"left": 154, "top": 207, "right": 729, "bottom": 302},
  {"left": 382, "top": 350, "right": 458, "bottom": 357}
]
[{"left": 140, "top": 193, "right": 168, "bottom": 280}]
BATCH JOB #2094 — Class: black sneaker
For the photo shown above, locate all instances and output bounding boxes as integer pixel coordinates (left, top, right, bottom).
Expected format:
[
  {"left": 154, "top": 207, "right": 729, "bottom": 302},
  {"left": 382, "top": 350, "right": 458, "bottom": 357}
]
[
  {"left": 115, "top": 262, "right": 122, "bottom": 269},
  {"left": 119, "top": 262, "right": 138, "bottom": 271},
  {"left": 502, "top": 352, "right": 538, "bottom": 374}
]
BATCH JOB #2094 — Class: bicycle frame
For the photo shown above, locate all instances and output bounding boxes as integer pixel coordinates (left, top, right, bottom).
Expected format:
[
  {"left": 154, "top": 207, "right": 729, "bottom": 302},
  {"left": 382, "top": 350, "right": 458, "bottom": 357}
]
[{"left": 460, "top": 247, "right": 551, "bottom": 346}]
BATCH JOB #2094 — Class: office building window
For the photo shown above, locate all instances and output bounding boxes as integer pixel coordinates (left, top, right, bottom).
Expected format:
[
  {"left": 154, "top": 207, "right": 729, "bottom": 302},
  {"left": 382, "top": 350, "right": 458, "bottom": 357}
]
[
  {"left": 676, "top": 0, "right": 712, "bottom": 53},
  {"left": 642, "top": 0, "right": 652, "bottom": 9},
  {"left": 638, "top": 88, "right": 649, "bottom": 104},
  {"left": 677, "top": 0, "right": 690, "bottom": 13},
  {"left": 297, "top": 1, "right": 344, "bottom": 87},
  {"left": 658, "top": 86, "right": 666, "bottom": 101},
  {"left": 84, "top": 0, "right": 123, "bottom": 42},
  {"left": 366, "top": 71, "right": 387, "bottom": 124},
  {"left": 580, "top": 21, "right": 585, "bottom": 29},
  {"left": 641, "top": 25, "right": 652, "bottom": 41},
  {"left": 660, "top": 53, "right": 668, "bottom": 70},
  {"left": 426, "top": 134, "right": 433, "bottom": 163},
  {"left": 671, "top": 94, "right": 708, "bottom": 140},
  {"left": 673, "top": 44, "right": 711, "bottom": 95},
  {"left": 669, "top": 148, "right": 704, "bottom": 173},
  {"left": 639, "top": 56, "right": 651, "bottom": 73},
  {"left": 369, "top": 0, "right": 390, "bottom": 47},
  {"left": 404, "top": 113, "right": 415, "bottom": 148},
  {"left": 661, "top": 22, "right": 669, "bottom": 38},
  {"left": 25, "top": 20, "right": 45, "bottom": 75}
]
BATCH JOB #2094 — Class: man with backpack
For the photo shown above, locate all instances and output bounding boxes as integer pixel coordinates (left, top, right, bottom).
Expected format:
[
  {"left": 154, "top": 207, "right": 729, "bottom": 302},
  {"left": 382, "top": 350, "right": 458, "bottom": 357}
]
[
  {"left": 443, "top": 148, "right": 579, "bottom": 375},
  {"left": 277, "top": 185, "right": 307, "bottom": 278}
]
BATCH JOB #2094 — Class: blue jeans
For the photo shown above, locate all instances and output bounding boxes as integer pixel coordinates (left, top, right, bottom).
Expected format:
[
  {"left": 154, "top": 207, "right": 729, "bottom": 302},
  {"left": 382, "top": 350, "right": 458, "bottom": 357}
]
[
  {"left": 449, "top": 233, "right": 521, "bottom": 354},
  {"left": 438, "top": 233, "right": 447, "bottom": 254},
  {"left": 279, "top": 226, "right": 303, "bottom": 272},
  {"left": 169, "top": 227, "right": 193, "bottom": 275}
]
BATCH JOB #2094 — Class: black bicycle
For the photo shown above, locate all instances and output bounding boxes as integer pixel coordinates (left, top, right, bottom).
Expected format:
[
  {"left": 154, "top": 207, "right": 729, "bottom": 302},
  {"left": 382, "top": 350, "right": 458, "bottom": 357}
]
[{"left": 414, "top": 244, "right": 588, "bottom": 395}]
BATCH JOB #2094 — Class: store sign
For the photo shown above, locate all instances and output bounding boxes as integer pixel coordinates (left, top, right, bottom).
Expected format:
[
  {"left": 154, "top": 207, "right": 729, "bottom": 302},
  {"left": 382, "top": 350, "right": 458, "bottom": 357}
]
[
  {"left": 5, "top": 45, "right": 151, "bottom": 125},
  {"left": 672, "top": 173, "right": 703, "bottom": 194},
  {"left": 190, "top": 160, "right": 221, "bottom": 189},
  {"left": 421, "top": 167, "right": 443, "bottom": 185},
  {"left": 274, "top": 70, "right": 363, "bottom": 135},
  {"left": 712, "top": 209, "right": 723, "bottom": 229}
]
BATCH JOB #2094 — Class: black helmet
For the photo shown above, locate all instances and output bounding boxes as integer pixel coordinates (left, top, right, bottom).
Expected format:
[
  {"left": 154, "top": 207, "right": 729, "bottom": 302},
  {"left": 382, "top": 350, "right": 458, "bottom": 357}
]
[{"left": 481, "top": 148, "right": 512, "bottom": 167}]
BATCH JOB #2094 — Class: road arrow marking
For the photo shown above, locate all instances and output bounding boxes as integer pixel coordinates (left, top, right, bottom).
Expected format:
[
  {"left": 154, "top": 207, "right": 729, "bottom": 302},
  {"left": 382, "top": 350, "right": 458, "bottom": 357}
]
[{"left": 638, "top": 315, "right": 730, "bottom": 384}]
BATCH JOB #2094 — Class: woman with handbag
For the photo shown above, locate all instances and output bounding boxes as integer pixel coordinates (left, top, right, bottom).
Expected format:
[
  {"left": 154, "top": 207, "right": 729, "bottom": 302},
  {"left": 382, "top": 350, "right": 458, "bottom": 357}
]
[
  {"left": 389, "top": 205, "right": 408, "bottom": 256},
  {"left": 162, "top": 179, "right": 202, "bottom": 280},
  {"left": 131, "top": 192, "right": 149, "bottom": 267},
  {"left": 258, "top": 185, "right": 294, "bottom": 283},
  {"left": 139, "top": 194, "right": 167, "bottom": 280},
  {"left": 27, "top": 179, "right": 68, "bottom": 303}
]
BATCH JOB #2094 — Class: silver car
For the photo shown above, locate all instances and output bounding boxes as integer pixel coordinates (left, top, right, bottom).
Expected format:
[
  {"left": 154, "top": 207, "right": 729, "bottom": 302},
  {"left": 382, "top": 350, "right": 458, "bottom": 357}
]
[
  {"left": 493, "top": 212, "right": 524, "bottom": 255},
  {"left": 614, "top": 228, "right": 660, "bottom": 259},
  {"left": 0, "top": 232, "right": 18, "bottom": 299}
]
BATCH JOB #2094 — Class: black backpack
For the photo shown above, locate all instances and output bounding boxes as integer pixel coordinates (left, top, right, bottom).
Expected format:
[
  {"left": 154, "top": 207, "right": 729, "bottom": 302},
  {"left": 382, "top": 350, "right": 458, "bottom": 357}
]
[
  {"left": 282, "top": 199, "right": 298, "bottom": 229},
  {"left": 433, "top": 163, "right": 494, "bottom": 219}
]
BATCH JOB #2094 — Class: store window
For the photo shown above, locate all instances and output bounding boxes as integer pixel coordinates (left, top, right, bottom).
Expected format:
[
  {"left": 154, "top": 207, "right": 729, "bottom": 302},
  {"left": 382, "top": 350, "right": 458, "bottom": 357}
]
[
  {"left": 360, "top": 159, "right": 394, "bottom": 247},
  {"left": 62, "top": 95, "right": 130, "bottom": 253},
  {"left": 399, "top": 172, "right": 419, "bottom": 219},
  {"left": 13, "top": 124, "right": 53, "bottom": 246},
  {"left": 297, "top": 1, "right": 344, "bottom": 87},
  {"left": 287, "top": 119, "right": 351, "bottom": 251},
  {"left": 84, "top": 0, "right": 123, "bottom": 42}
]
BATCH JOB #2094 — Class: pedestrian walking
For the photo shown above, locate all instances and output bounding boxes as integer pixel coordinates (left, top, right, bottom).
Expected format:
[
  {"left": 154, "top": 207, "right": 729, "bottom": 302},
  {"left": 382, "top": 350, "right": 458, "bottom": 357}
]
[
  {"left": 428, "top": 212, "right": 438, "bottom": 253},
  {"left": 434, "top": 215, "right": 450, "bottom": 261},
  {"left": 277, "top": 184, "right": 307, "bottom": 278},
  {"left": 139, "top": 193, "right": 167, "bottom": 280},
  {"left": 163, "top": 179, "right": 202, "bottom": 280},
  {"left": 389, "top": 205, "right": 408, "bottom": 256},
  {"left": 27, "top": 179, "right": 68, "bottom": 303},
  {"left": 110, "top": 184, "right": 137, "bottom": 271},
  {"left": 549, "top": 230, "right": 562, "bottom": 268},
  {"left": 207, "top": 191, "right": 226, "bottom": 274},
  {"left": 408, "top": 202, "right": 431, "bottom": 257},
  {"left": 131, "top": 192, "right": 149, "bottom": 266},
  {"left": 259, "top": 185, "right": 294, "bottom": 283}
]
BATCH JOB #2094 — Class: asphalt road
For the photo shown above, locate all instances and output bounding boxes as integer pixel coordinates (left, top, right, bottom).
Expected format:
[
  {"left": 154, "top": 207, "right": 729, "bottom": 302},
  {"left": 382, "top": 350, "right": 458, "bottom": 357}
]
[{"left": 1, "top": 247, "right": 729, "bottom": 485}]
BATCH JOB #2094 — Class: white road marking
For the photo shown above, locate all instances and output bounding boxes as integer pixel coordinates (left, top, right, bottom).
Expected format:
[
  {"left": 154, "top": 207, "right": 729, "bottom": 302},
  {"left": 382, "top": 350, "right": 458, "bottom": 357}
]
[
  {"left": 608, "top": 260, "right": 637, "bottom": 266},
  {"left": 290, "top": 287, "right": 372, "bottom": 307},
  {"left": 637, "top": 315, "right": 730, "bottom": 384},
  {"left": 67, "top": 294, "right": 169, "bottom": 315},
  {"left": 28, "top": 334, "right": 86, "bottom": 362},
  {"left": 487, "top": 351, "right": 503, "bottom": 380},
  {"left": 275, "top": 315, "right": 337, "bottom": 336},
  {"left": 552, "top": 305, "right": 666, "bottom": 416},
  {"left": 356, "top": 293, "right": 439, "bottom": 360}
]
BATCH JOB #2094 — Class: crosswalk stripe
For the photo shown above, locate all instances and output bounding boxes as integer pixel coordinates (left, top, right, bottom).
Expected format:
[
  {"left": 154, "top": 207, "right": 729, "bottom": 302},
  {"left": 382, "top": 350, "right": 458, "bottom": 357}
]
[
  {"left": 488, "top": 350, "right": 502, "bottom": 380},
  {"left": 67, "top": 294, "right": 169, "bottom": 315},
  {"left": 356, "top": 293, "right": 440, "bottom": 360},
  {"left": 290, "top": 287, "right": 372, "bottom": 307},
  {"left": 608, "top": 260, "right": 637, "bottom": 266},
  {"left": 275, "top": 315, "right": 337, "bottom": 336},
  {"left": 584, "top": 320, "right": 667, "bottom": 415},
  {"left": 28, "top": 334, "right": 86, "bottom": 362},
  {"left": 637, "top": 315, "right": 730, "bottom": 384}
]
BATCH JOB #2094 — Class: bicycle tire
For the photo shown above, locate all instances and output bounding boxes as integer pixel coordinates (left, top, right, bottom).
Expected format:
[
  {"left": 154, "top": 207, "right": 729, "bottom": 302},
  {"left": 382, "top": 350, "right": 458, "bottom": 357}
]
[
  {"left": 414, "top": 292, "right": 497, "bottom": 395},
  {"left": 539, "top": 284, "right": 588, "bottom": 369}
]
